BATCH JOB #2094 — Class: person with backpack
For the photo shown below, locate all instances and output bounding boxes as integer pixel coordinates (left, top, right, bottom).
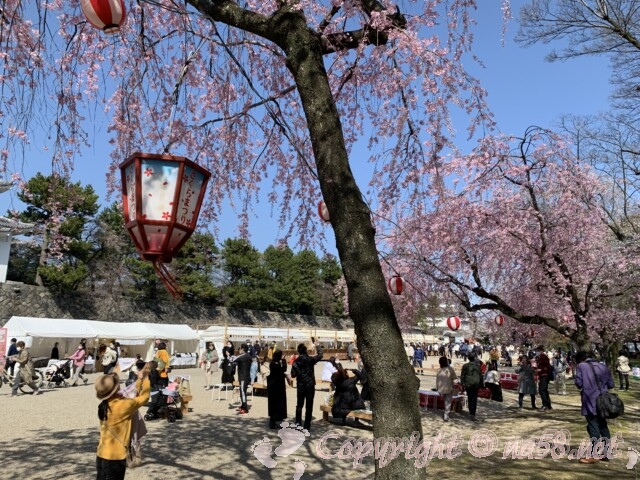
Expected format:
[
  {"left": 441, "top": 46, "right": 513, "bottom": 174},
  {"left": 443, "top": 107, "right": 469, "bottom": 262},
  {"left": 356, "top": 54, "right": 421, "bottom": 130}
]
[
  {"left": 460, "top": 354, "right": 483, "bottom": 421},
  {"left": 574, "top": 351, "right": 615, "bottom": 464},
  {"left": 291, "top": 342, "right": 324, "bottom": 431}
]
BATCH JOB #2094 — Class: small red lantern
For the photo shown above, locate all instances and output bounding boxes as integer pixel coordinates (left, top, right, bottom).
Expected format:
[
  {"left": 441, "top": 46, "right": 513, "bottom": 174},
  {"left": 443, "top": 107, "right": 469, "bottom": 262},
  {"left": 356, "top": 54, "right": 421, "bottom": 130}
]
[
  {"left": 495, "top": 315, "right": 504, "bottom": 327},
  {"left": 530, "top": 328, "right": 536, "bottom": 337},
  {"left": 388, "top": 275, "right": 404, "bottom": 295},
  {"left": 317, "top": 200, "right": 330, "bottom": 222},
  {"left": 120, "top": 152, "right": 211, "bottom": 297},
  {"left": 447, "top": 316, "right": 461, "bottom": 331},
  {"left": 80, "top": 0, "right": 127, "bottom": 34}
]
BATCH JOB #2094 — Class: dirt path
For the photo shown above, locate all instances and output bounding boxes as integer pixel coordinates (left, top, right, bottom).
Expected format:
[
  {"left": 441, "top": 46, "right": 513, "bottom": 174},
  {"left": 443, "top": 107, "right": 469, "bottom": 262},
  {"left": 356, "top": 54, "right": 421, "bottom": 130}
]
[{"left": 1, "top": 356, "right": 638, "bottom": 479}]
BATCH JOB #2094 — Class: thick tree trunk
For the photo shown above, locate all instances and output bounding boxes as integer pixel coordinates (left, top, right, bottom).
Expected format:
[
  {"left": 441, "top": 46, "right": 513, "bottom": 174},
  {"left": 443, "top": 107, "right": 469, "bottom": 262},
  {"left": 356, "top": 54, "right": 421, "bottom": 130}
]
[
  {"left": 570, "top": 325, "right": 592, "bottom": 353},
  {"left": 280, "top": 16, "right": 423, "bottom": 480}
]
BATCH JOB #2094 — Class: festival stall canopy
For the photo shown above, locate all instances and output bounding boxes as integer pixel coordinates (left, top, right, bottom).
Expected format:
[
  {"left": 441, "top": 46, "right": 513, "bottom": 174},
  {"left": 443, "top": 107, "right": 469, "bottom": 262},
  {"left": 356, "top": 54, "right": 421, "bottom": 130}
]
[
  {"left": 199, "top": 325, "right": 355, "bottom": 344},
  {"left": 2, "top": 316, "right": 198, "bottom": 358},
  {"left": 3, "top": 316, "right": 197, "bottom": 340}
]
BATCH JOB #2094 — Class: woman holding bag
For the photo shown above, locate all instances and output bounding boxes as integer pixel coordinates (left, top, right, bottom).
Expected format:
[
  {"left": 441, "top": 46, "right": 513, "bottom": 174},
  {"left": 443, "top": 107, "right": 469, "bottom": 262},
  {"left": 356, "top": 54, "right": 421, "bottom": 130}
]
[
  {"left": 67, "top": 342, "right": 89, "bottom": 386},
  {"left": 201, "top": 343, "right": 219, "bottom": 390}
]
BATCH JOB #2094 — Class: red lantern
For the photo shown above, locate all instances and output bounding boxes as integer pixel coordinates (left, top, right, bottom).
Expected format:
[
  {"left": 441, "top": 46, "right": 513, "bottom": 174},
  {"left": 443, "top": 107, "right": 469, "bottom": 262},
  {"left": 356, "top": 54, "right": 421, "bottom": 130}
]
[
  {"left": 446, "top": 316, "right": 461, "bottom": 331},
  {"left": 495, "top": 315, "right": 504, "bottom": 327},
  {"left": 388, "top": 275, "right": 404, "bottom": 295},
  {"left": 317, "top": 200, "right": 330, "bottom": 222},
  {"left": 120, "top": 152, "right": 211, "bottom": 297},
  {"left": 530, "top": 328, "right": 536, "bottom": 337},
  {"left": 80, "top": 0, "right": 127, "bottom": 34}
]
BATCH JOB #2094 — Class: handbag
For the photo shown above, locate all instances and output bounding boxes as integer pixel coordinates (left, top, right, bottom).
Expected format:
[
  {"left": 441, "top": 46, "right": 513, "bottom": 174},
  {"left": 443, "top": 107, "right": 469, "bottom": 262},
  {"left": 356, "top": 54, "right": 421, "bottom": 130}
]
[
  {"left": 153, "top": 356, "right": 166, "bottom": 372},
  {"left": 586, "top": 361, "right": 624, "bottom": 419},
  {"left": 105, "top": 424, "right": 136, "bottom": 468}
]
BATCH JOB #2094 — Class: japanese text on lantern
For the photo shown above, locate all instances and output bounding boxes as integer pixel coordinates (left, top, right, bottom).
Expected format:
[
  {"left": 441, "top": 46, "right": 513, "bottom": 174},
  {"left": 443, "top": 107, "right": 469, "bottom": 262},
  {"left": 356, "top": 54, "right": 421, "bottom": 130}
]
[
  {"left": 179, "top": 169, "right": 196, "bottom": 226},
  {"left": 125, "top": 164, "right": 136, "bottom": 219}
]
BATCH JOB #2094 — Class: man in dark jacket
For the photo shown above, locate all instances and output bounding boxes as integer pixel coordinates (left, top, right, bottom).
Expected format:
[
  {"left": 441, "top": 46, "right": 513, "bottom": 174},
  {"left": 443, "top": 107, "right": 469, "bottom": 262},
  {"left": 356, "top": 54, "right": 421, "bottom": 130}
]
[
  {"left": 291, "top": 342, "right": 323, "bottom": 430},
  {"left": 575, "top": 351, "right": 616, "bottom": 463},
  {"left": 234, "top": 344, "right": 253, "bottom": 415},
  {"left": 536, "top": 346, "right": 553, "bottom": 411},
  {"left": 461, "top": 354, "right": 483, "bottom": 421}
]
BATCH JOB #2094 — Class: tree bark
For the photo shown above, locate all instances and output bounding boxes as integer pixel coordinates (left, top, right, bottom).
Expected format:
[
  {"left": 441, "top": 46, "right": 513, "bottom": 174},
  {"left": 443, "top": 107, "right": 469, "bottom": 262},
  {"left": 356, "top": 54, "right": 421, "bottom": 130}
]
[{"left": 276, "top": 14, "right": 423, "bottom": 479}]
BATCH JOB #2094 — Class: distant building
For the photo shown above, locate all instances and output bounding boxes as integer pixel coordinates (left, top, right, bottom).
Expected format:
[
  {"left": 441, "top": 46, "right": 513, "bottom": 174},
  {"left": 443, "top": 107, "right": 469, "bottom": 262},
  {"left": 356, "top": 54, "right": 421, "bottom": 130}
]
[{"left": 0, "top": 182, "right": 35, "bottom": 282}]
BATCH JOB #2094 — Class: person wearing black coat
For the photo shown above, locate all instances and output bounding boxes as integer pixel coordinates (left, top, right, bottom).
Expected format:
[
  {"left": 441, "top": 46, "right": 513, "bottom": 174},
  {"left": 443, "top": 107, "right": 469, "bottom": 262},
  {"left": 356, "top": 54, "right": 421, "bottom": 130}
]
[
  {"left": 331, "top": 367, "right": 365, "bottom": 422},
  {"left": 221, "top": 341, "right": 235, "bottom": 386},
  {"left": 267, "top": 350, "right": 288, "bottom": 429},
  {"left": 291, "top": 343, "right": 323, "bottom": 431},
  {"left": 233, "top": 344, "right": 253, "bottom": 414}
]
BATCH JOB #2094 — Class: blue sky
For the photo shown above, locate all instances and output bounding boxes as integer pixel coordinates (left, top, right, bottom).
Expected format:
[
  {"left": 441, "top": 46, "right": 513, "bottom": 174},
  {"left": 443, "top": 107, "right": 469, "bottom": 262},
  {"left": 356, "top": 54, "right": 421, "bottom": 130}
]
[{"left": 1, "top": 1, "right": 614, "bottom": 252}]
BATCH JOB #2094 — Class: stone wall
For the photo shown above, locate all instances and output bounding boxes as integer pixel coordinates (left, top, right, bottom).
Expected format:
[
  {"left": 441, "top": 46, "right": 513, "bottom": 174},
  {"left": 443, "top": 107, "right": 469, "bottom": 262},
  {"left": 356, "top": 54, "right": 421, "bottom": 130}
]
[{"left": 0, "top": 283, "right": 352, "bottom": 330}]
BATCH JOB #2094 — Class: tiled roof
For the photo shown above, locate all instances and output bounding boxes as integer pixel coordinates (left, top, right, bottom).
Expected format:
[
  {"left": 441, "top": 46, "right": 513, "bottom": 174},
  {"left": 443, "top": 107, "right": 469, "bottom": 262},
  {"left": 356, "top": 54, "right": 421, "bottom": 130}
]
[
  {"left": 0, "top": 181, "right": 13, "bottom": 194},
  {"left": 0, "top": 216, "right": 34, "bottom": 234}
]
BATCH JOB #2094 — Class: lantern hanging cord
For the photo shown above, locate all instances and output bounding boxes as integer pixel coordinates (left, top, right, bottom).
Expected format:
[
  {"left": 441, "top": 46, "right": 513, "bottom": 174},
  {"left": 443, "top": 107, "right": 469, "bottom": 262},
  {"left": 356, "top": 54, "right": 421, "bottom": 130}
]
[
  {"left": 153, "top": 260, "right": 183, "bottom": 299},
  {"left": 164, "top": 38, "right": 206, "bottom": 154}
]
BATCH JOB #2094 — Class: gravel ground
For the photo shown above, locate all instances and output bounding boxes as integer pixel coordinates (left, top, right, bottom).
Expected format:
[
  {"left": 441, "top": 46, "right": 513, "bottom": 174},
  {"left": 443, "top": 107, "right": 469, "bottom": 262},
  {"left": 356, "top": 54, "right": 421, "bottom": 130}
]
[{"left": 1, "top": 357, "right": 636, "bottom": 479}]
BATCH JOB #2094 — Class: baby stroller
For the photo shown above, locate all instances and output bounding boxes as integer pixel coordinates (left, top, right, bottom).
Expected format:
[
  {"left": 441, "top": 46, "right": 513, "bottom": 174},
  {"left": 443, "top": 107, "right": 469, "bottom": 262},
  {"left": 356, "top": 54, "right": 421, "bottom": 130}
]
[
  {"left": 44, "top": 359, "right": 72, "bottom": 388},
  {"left": 145, "top": 387, "right": 183, "bottom": 423}
]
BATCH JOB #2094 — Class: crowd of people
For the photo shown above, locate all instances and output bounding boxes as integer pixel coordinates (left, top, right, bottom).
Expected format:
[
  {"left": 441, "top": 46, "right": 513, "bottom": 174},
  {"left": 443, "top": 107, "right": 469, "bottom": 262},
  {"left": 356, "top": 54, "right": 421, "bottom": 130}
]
[{"left": 2, "top": 332, "right": 634, "bottom": 475}]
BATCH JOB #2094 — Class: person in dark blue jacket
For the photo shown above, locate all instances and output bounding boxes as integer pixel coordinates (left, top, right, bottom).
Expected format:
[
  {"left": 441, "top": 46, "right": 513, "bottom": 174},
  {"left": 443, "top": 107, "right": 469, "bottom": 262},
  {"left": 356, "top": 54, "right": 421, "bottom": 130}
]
[
  {"left": 574, "top": 351, "right": 615, "bottom": 464},
  {"left": 413, "top": 345, "right": 425, "bottom": 374},
  {"left": 6, "top": 338, "right": 18, "bottom": 375}
]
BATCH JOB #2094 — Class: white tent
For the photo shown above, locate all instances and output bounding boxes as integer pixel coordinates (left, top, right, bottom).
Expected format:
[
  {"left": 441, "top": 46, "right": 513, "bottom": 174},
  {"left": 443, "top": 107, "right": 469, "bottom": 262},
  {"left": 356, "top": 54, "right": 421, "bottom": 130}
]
[
  {"left": 2, "top": 316, "right": 198, "bottom": 359},
  {"left": 199, "top": 325, "right": 355, "bottom": 350}
]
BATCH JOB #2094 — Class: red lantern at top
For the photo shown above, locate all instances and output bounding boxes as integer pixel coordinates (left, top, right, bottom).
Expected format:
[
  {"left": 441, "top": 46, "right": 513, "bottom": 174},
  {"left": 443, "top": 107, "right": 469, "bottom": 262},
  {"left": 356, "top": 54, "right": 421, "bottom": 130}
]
[
  {"left": 388, "top": 275, "right": 404, "bottom": 295},
  {"left": 495, "top": 315, "right": 504, "bottom": 327},
  {"left": 530, "top": 328, "right": 536, "bottom": 337},
  {"left": 447, "top": 316, "right": 461, "bottom": 331},
  {"left": 317, "top": 200, "right": 330, "bottom": 222},
  {"left": 80, "top": 0, "right": 127, "bottom": 34},
  {"left": 120, "top": 152, "right": 211, "bottom": 297}
]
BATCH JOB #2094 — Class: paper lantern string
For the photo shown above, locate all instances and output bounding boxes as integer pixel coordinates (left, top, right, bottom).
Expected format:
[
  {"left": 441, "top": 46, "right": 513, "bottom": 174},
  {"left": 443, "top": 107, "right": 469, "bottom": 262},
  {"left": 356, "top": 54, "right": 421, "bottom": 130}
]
[{"left": 153, "top": 260, "right": 183, "bottom": 299}]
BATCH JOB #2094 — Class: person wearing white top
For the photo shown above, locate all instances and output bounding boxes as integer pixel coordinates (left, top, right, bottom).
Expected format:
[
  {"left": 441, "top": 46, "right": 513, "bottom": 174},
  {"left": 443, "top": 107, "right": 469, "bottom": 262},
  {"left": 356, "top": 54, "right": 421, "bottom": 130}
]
[
  {"left": 616, "top": 351, "right": 631, "bottom": 390},
  {"left": 436, "top": 356, "right": 458, "bottom": 421},
  {"left": 484, "top": 364, "right": 502, "bottom": 402},
  {"left": 322, "top": 357, "right": 339, "bottom": 391}
]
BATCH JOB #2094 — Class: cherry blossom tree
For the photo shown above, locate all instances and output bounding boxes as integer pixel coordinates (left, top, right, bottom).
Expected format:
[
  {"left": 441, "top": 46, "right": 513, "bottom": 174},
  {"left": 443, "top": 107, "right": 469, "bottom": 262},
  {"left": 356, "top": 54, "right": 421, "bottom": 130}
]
[
  {"left": 1, "top": 1, "right": 504, "bottom": 477},
  {"left": 384, "top": 127, "right": 640, "bottom": 355}
]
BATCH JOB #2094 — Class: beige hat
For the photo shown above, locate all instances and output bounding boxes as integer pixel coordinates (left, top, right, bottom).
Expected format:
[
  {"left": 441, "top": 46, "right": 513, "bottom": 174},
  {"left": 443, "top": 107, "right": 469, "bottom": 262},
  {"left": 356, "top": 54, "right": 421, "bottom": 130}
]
[{"left": 95, "top": 373, "right": 120, "bottom": 400}]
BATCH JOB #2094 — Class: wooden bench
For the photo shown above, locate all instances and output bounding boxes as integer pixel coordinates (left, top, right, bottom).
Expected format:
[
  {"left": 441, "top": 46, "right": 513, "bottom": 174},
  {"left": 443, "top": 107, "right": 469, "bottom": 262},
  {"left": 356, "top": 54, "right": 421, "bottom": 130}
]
[
  {"left": 180, "top": 394, "right": 193, "bottom": 414},
  {"left": 252, "top": 383, "right": 267, "bottom": 396},
  {"left": 317, "top": 379, "right": 333, "bottom": 390},
  {"left": 319, "top": 404, "right": 373, "bottom": 424}
]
